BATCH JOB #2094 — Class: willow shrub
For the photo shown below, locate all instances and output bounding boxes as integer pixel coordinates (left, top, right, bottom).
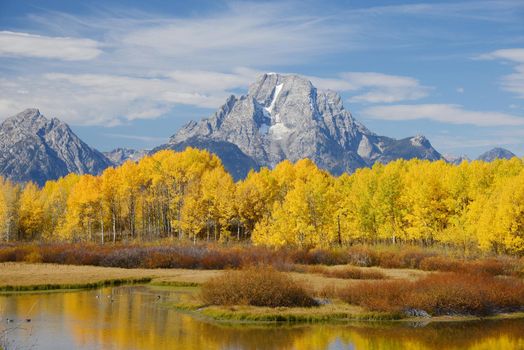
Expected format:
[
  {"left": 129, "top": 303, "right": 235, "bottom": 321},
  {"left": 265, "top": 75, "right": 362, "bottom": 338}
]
[
  {"left": 335, "top": 273, "right": 524, "bottom": 316},
  {"left": 201, "top": 267, "right": 318, "bottom": 307}
]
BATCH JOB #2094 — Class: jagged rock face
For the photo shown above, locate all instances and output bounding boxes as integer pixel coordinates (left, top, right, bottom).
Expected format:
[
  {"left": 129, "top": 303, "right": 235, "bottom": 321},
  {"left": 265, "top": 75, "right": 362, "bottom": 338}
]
[
  {"left": 167, "top": 73, "right": 441, "bottom": 176},
  {"left": 103, "top": 148, "right": 147, "bottom": 166},
  {"left": 0, "top": 108, "right": 112, "bottom": 185},
  {"left": 371, "top": 135, "right": 443, "bottom": 164},
  {"left": 477, "top": 147, "right": 517, "bottom": 162}
]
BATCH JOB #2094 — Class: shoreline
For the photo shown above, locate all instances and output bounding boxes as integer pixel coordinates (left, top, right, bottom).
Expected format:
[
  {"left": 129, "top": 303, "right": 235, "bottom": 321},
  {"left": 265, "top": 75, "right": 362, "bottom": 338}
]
[
  {"left": 1, "top": 262, "right": 523, "bottom": 325},
  {"left": 165, "top": 295, "right": 524, "bottom": 325}
]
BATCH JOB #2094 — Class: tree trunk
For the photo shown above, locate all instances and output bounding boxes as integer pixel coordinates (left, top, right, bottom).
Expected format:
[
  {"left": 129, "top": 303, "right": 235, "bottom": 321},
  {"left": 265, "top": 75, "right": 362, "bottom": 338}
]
[
  {"left": 112, "top": 211, "right": 116, "bottom": 244},
  {"left": 237, "top": 222, "right": 240, "bottom": 241},
  {"left": 337, "top": 214, "right": 342, "bottom": 246},
  {"left": 100, "top": 213, "right": 104, "bottom": 245}
]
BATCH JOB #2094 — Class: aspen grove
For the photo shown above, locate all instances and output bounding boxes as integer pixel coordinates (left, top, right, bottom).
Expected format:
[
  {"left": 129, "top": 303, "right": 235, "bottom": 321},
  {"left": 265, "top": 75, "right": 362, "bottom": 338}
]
[{"left": 1, "top": 148, "right": 523, "bottom": 255}]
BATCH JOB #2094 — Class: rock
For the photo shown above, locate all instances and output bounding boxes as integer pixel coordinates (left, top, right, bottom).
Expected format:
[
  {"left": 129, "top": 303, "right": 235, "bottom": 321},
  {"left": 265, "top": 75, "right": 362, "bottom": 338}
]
[{"left": 404, "top": 308, "right": 431, "bottom": 318}]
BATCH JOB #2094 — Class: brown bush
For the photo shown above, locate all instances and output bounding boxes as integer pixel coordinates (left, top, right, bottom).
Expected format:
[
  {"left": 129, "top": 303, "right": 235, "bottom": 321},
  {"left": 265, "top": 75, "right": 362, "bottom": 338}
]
[
  {"left": 419, "top": 256, "right": 464, "bottom": 272},
  {"left": 336, "top": 273, "right": 524, "bottom": 316},
  {"left": 201, "top": 267, "right": 318, "bottom": 307}
]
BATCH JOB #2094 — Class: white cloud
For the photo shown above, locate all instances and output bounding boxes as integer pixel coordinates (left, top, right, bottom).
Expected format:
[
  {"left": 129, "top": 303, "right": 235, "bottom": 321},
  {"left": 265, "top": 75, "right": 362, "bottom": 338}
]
[
  {"left": 310, "top": 72, "right": 431, "bottom": 103},
  {"left": 477, "top": 48, "right": 524, "bottom": 63},
  {"left": 457, "top": 87, "right": 464, "bottom": 93},
  {"left": 0, "top": 69, "right": 261, "bottom": 125},
  {"left": 362, "top": 104, "right": 524, "bottom": 127},
  {"left": 477, "top": 48, "right": 524, "bottom": 99},
  {"left": 0, "top": 31, "right": 102, "bottom": 60}
]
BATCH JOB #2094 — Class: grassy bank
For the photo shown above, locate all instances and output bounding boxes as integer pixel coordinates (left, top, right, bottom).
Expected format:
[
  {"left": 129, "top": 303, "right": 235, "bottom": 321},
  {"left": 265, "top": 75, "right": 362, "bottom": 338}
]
[
  {"left": 0, "top": 262, "right": 221, "bottom": 291},
  {"left": 0, "top": 262, "right": 421, "bottom": 292},
  {"left": 0, "top": 277, "right": 152, "bottom": 292},
  {"left": 172, "top": 301, "right": 401, "bottom": 323},
  {"left": 0, "top": 262, "right": 389, "bottom": 292}
]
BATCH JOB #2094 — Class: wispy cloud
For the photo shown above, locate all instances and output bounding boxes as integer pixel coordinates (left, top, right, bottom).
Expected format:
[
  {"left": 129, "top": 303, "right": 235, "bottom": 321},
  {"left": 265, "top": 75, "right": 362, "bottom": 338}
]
[
  {"left": 362, "top": 104, "right": 524, "bottom": 127},
  {"left": 476, "top": 48, "right": 524, "bottom": 99},
  {"left": 0, "top": 31, "right": 101, "bottom": 60},
  {"left": 310, "top": 72, "right": 431, "bottom": 104},
  {"left": 1, "top": 1, "right": 522, "bottom": 129},
  {"left": 354, "top": 1, "right": 524, "bottom": 22},
  {"left": 431, "top": 135, "right": 521, "bottom": 150}
]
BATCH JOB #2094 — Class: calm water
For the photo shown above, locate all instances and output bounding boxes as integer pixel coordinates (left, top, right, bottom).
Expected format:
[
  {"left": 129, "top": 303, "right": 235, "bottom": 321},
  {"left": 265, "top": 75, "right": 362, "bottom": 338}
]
[{"left": 0, "top": 285, "right": 523, "bottom": 350}]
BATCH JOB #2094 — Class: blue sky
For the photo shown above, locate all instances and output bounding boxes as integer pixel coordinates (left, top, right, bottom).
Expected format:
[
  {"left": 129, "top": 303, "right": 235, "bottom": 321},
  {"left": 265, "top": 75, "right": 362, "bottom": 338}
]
[{"left": 1, "top": 0, "right": 523, "bottom": 158}]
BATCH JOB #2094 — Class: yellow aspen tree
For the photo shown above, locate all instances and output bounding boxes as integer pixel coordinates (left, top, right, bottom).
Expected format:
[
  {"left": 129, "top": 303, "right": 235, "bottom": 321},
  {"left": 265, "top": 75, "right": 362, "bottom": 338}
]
[
  {"left": 200, "top": 168, "right": 236, "bottom": 242},
  {"left": 18, "top": 182, "right": 45, "bottom": 240}
]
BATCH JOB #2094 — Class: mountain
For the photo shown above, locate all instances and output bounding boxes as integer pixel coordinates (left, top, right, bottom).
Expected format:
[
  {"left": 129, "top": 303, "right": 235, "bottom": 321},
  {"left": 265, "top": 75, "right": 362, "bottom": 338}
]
[
  {"left": 477, "top": 147, "right": 517, "bottom": 162},
  {"left": 0, "top": 108, "right": 112, "bottom": 186},
  {"left": 103, "top": 148, "right": 147, "bottom": 166},
  {"left": 160, "top": 73, "right": 442, "bottom": 178},
  {"left": 443, "top": 153, "right": 471, "bottom": 165}
]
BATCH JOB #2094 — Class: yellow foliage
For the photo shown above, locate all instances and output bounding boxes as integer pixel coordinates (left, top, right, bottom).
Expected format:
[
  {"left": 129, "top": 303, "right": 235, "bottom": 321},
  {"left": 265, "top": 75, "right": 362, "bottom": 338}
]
[{"left": 0, "top": 148, "right": 523, "bottom": 254}]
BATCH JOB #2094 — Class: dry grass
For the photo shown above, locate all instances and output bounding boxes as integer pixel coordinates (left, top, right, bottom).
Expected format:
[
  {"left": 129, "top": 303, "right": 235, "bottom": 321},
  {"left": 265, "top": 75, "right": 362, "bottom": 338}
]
[
  {"left": 0, "top": 262, "right": 221, "bottom": 288},
  {"left": 301, "top": 265, "right": 386, "bottom": 280},
  {"left": 201, "top": 267, "right": 318, "bottom": 307},
  {"left": 0, "top": 263, "right": 362, "bottom": 292}
]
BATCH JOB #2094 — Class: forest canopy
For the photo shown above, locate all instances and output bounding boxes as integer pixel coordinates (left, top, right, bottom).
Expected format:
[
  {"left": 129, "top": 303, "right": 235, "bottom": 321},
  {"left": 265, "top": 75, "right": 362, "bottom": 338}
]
[{"left": 1, "top": 148, "right": 523, "bottom": 255}]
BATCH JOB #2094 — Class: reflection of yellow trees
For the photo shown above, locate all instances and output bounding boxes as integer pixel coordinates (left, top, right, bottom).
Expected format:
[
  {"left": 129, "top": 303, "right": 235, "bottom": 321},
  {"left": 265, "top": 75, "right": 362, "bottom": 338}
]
[
  {"left": 288, "top": 322, "right": 524, "bottom": 350},
  {"left": 1, "top": 288, "right": 524, "bottom": 350}
]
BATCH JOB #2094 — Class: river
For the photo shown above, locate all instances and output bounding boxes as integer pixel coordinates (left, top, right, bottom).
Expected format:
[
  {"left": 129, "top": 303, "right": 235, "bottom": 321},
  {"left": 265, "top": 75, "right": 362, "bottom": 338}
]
[{"left": 1, "top": 285, "right": 523, "bottom": 350}]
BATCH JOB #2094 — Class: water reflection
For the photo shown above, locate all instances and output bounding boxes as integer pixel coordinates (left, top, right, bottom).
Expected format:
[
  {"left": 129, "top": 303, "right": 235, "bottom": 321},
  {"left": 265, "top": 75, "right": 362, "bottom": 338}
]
[{"left": 0, "top": 286, "right": 523, "bottom": 350}]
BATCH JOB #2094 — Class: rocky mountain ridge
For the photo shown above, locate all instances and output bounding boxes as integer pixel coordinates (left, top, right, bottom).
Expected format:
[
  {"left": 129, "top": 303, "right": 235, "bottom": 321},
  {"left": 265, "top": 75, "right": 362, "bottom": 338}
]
[
  {"left": 103, "top": 148, "right": 148, "bottom": 166},
  {"left": 3, "top": 76, "right": 519, "bottom": 185},
  {"left": 161, "top": 73, "right": 442, "bottom": 178},
  {"left": 0, "top": 108, "right": 112, "bottom": 185},
  {"left": 477, "top": 147, "right": 517, "bottom": 162}
]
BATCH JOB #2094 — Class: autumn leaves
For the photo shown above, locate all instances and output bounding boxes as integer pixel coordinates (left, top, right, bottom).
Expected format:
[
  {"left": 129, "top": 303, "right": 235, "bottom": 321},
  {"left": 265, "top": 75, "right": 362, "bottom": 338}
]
[{"left": 1, "top": 148, "right": 524, "bottom": 255}]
